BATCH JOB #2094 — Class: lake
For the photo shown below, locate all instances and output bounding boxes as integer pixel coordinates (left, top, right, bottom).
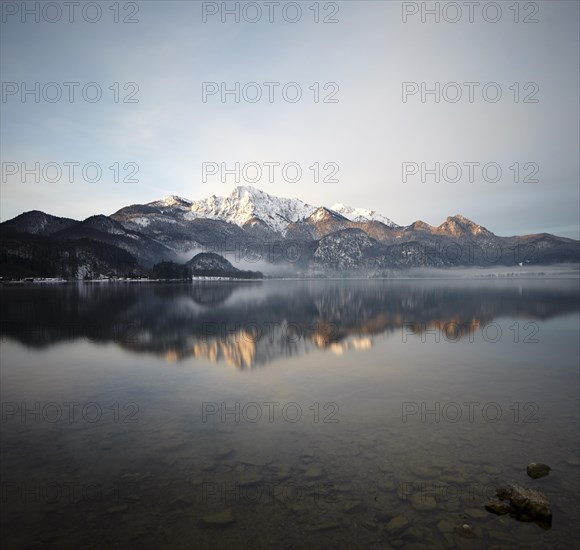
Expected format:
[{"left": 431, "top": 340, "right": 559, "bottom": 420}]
[{"left": 1, "top": 279, "right": 579, "bottom": 549}]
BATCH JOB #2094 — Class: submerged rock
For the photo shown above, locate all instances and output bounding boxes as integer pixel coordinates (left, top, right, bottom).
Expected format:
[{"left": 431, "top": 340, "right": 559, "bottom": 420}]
[
  {"left": 486, "top": 484, "right": 552, "bottom": 528},
  {"left": 484, "top": 500, "right": 511, "bottom": 515},
  {"left": 307, "top": 521, "right": 341, "bottom": 532},
  {"left": 202, "top": 509, "right": 235, "bottom": 526},
  {"left": 455, "top": 523, "right": 477, "bottom": 539},
  {"left": 343, "top": 500, "right": 365, "bottom": 514},
  {"left": 386, "top": 515, "right": 410, "bottom": 535},
  {"left": 377, "top": 479, "right": 396, "bottom": 492},
  {"left": 464, "top": 507, "right": 488, "bottom": 519},
  {"left": 411, "top": 494, "right": 437, "bottom": 511},
  {"left": 241, "top": 457, "right": 269, "bottom": 467},
  {"left": 483, "top": 464, "right": 502, "bottom": 475},
  {"left": 239, "top": 474, "right": 264, "bottom": 487},
  {"left": 526, "top": 463, "right": 551, "bottom": 479},
  {"left": 300, "top": 451, "right": 315, "bottom": 464},
  {"left": 304, "top": 467, "right": 323, "bottom": 480},
  {"left": 409, "top": 465, "right": 441, "bottom": 479}
]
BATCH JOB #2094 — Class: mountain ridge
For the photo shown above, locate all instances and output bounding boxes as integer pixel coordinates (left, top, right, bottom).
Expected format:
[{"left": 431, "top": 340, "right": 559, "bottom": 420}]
[{"left": 2, "top": 186, "right": 579, "bottom": 279}]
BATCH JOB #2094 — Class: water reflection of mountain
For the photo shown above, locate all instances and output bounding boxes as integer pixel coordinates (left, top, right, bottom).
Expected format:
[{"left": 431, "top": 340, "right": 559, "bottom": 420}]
[{"left": 1, "top": 280, "right": 578, "bottom": 368}]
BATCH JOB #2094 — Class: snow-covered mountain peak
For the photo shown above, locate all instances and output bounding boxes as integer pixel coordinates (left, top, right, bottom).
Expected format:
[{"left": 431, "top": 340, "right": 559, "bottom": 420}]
[
  {"left": 186, "top": 186, "right": 317, "bottom": 233},
  {"left": 153, "top": 195, "right": 193, "bottom": 208},
  {"left": 146, "top": 187, "right": 398, "bottom": 234},
  {"left": 229, "top": 185, "right": 266, "bottom": 199},
  {"left": 330, "top": 203, "right": 397, "bottom": 227}
]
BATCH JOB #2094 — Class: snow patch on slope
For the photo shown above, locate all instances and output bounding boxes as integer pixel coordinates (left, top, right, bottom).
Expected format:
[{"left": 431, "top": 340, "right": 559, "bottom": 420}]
[
  {"left": 145, "top": 186, "right": 398, "bottom": 234},
  {"left": 330, "top": 204, "right": 397, "bottom": 227},
  {"left": 185, "top": 186, "right": 317, "bottom": 233}
]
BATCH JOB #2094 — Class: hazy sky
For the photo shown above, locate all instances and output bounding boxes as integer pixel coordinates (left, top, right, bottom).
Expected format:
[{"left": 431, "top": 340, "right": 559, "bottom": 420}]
[{"left": 1, "top": 1, "right": 579, "bottom": 238}]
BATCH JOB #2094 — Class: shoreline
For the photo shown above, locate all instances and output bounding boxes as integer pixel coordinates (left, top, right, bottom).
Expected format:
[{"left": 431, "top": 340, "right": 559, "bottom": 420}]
[{"left": 1, "top": 271, "right": 579, "bottom": 285}]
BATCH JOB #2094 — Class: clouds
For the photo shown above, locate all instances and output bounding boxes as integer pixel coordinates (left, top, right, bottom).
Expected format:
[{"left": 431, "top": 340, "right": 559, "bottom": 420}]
[{"left": 1, "top": 1, "right": 578, "bottom": 238}]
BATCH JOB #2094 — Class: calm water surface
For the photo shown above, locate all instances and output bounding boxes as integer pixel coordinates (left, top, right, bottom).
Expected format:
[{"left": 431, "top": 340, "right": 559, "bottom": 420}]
[{"left": 1, "top": 279, "right": 579, "bottom": 549}]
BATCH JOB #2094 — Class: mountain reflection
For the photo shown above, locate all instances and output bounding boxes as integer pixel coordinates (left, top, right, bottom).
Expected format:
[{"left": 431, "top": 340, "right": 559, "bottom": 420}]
[{"left": 1, "top": 280, "right": 578, "bottom": 368}]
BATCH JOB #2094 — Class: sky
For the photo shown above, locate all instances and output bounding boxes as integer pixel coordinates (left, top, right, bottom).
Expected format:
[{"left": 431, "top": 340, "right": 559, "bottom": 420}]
[{"left": 1, "top": 0, "right": 579, "bottom": 238}]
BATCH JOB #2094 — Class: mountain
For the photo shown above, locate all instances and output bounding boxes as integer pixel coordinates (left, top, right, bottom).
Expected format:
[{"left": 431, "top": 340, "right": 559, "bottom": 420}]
[
  {"left": 112, "top": 186, "right": 399, "bottom": 243},
  {"left": 187, "top": 252, "right": 239, "bottom": 273},
  {"left": 1, "top": 186, "right": 579, "bottom": 279},
  {"left": 330, "top": 203, "right": 397, "bottom": 227},
  {"left": 51, "top": 215, "right": 174, "bottom": 267},
  {"left": 1, "top": 210, "right": 78, "bottom": 236},
  {"left": 433, "top": 215, "right": 493, "bottom": 238},
  {"left": 0, "top": 227, "right": 140, "bottom": 279},
  {"left": 188, "top": 252, "right": 262, "bottom": 279},
  {"left": 187, "top": 186, "right": 317, "bottom": 233},
  {"left": 150, "top": 252, "right": 263, "bottom": 280},
  {"left": 313, "top": 229, "right": 377, "bottom": 270}
]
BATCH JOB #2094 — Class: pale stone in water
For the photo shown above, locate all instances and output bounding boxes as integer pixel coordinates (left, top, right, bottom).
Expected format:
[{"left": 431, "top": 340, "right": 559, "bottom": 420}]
[
  {"left": 386, "top": 515, "right": 410, "bottom": 534},
  {"left": 239, "top": 474, "right": 264, "bottom": 487},
  {"left": 455, "top": 523, "right": 477, "bottom": 539},
  {"left": 411, "top": 493, "right": 437, "bottom": 511},
  {"left": 465, "top": 507, "right": 488, "bottom": 519},
  {"left": 304, "top": 466, "right": 323, "bottom": 480},
  {"left": 202, "top": 509, "right": 235, "bottom": 526},
  {"left": 378, "top": 479, "right": 396, "bottom": 492}
]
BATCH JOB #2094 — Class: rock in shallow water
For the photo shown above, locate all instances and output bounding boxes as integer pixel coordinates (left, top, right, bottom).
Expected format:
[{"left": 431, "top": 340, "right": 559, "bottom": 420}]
[
  {"left": 464, "top": 507, "right": 488, "bottom": 519},
  {"left": 409, "top": 465, "right": 441, "bottom": 479},
  {"left": 239, "top": 473, "right": 264, "bottom": 487},
  {"left": 526, "top": 463, "right": 551, "bottom": 479},
  {"left": 411, "top": 494, "right": 437, "bottom": 511},
  {"left": 485, "top": 500, "right": 511, "bottom": 515},
  {"left": 386, "top": 515, "right": 410, "bottom": 535},
  {"left": 202, "top": 509, "right": 235, "bottom": 526},
  {"left": 483, "top": 464, "right": 502, "bottom": 475},
  {"left": 343, "top": 501, "right": 365, "bottom": 514},
  {"left": 455, "top": 523, "right": 477, "bottom": 539},
  {"left": 486, "top": 484, "right": 552, "bottom": 527},
  {"left": 307, "top": 521, "right": 341, "bottom": 532},
  {"left": 304, "top": 467, "right": 323, "bottom": 480}
]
